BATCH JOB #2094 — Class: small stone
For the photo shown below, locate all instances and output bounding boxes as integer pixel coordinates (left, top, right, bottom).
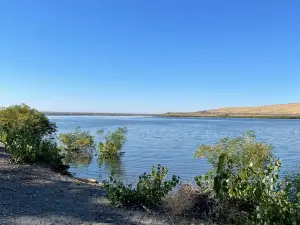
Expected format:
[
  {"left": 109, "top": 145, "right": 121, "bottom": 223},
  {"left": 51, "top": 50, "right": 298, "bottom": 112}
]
[{"left": 86, "top": 178, "right": 98, "bottom": 183}]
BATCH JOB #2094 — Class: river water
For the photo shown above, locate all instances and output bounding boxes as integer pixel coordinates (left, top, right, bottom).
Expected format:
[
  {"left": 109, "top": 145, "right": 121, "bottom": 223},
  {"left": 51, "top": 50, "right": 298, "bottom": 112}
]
[{"left": 49, "top": 116, "right": 300, "bottom": 183}]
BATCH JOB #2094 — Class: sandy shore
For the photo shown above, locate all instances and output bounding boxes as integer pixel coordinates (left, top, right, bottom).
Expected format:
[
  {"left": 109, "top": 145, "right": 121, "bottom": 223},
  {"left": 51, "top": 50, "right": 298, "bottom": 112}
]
[{"left": 0, "top": 148, "right": 202, "bottom": 225}]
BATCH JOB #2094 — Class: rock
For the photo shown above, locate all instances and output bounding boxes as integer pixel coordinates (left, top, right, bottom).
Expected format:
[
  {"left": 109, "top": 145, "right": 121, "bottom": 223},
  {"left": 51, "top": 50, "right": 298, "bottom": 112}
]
[
  {"left": 86, "top": 178, "right": 98, "bottom": 184},
  {"left": 76, "top": 178, "right": 98, "bottom": 184}
]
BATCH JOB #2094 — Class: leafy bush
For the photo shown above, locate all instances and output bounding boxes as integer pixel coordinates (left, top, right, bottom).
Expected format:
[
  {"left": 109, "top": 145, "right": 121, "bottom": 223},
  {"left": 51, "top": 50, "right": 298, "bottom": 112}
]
[
  {"left": 194, "top": 132, "right": 273, "bottom": 194},
  {"left": 285, "top": 167, "right": 300, "bottom": 202},
  {"left": 35, "top": 140, "right": 69, "bottom": 173},
  {"left": 98, "top": 127, "right": 127, "bottom": 159},
  {"left": 0, "top": 104, "right": 67, "bottom": 172},
  {"left": 103, "top": 164, "right": 180, "bottom": 208},
  {"left": 195, "top": 133, "right": 300, "bottom": 224},
  {"left": 213, "top": 154, "right": 291, "bottom": 223},
  {"left": 0, "top": 104, "right": 55, "bottom": 161},
  {"left": 58, "top": 127, "right": 95, "bottom": 153},
  {"left": 194, "top": 131, "right": 273, "bottom": 171}
]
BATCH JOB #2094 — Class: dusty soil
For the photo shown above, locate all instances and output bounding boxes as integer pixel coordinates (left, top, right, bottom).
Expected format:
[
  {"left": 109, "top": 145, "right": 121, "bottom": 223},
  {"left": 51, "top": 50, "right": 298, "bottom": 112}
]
[{"left": 0, "top": 148, "right": 203, "bottom": 225}]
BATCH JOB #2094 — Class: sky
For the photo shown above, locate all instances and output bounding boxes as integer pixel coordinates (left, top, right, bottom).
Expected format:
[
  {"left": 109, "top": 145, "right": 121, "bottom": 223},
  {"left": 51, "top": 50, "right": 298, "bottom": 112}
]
[{"left": 0, "top": 0, "right": 299, "bottom": 113}]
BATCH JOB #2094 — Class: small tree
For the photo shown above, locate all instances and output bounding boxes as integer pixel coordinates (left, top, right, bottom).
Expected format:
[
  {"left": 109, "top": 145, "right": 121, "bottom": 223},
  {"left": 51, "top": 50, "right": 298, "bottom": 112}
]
[{"left": 58, "top": 127, "right": 95, "bottom": 153}]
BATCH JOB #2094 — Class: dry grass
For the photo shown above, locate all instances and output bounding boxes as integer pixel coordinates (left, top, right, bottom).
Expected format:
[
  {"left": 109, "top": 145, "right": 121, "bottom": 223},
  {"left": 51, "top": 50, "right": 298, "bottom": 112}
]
[
  {"left": 165, "top": 102, "right": 300, "bottom": 118},
  {"left": 164, "top": 183, "right": 250, "bottom": 224},
  {"left": 165, "top": 183, "right": 199, "bottom": 216},
  {"left": 207, "top": 102, "right": 300, "bottom": 115},
  {"left": 201, "top": 200, "right": 251, "bottom": 225},
  {"left": 164, "top": 183, "right": 211, "bottom": 220}
]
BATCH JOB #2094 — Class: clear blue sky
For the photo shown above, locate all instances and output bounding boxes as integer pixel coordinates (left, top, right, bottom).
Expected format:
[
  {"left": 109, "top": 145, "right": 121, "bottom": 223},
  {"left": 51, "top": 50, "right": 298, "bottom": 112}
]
[{"left": 0, "top": 0, "right": 299, "bottom": 113}]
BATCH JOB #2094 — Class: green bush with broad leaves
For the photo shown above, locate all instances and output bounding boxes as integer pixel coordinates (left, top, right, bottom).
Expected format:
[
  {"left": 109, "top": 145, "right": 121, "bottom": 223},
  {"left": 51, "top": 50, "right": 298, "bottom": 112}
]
[
  {"left": 194, "top": 132, "right": 274, "bottom": 197},
  {"left": 285, "top": 167, "right": 300, "bottom": 202},
  {"left": 98, "top": 127, "right": 127, "bottom": 159},
  {"left": 194, "top": 132, "right": 300, "bottom": 224},
  {"left": 58, "top": 127, "right": 95, "bottom": 153},
  {"left": 103, "top": 164, "right": 180, "bottom": 207}
]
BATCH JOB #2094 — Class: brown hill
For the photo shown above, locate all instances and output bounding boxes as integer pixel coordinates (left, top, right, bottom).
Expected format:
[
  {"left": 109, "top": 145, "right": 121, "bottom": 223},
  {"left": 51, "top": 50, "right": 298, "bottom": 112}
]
[
  {"left": 165, "top": 103, "right": 300, "bottom": 118},
  {"left": 205, "top": 102, "right": 300, "bottom": 115}
]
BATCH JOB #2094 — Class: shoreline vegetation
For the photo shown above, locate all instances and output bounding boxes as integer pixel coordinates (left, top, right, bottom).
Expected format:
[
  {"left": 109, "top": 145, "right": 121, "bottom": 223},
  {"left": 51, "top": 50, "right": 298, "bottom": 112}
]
[
  {"left": 2, "top": 104, "right": 300, "bottom": 224},
  {"left": 0, "top": 147, "right": 195, "bottom": 225},
  {"left": 44, "top": 102, "right": 300, "bottom": 119}
]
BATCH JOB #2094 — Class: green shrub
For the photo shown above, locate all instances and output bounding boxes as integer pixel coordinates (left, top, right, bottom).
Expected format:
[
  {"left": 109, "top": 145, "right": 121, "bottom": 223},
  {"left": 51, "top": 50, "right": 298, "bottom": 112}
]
[
  {"left": 103, "top": 176, "right": 136, "bottom": 206},
  {"left": 195, "top": 132, "right": 300, "bottom": 224},
  {"left": 35, "top": 140, "right": 69, "bottom": 173},
  {"left": 0, "top": 104, "right": 67, "bottom": 172},
  {"left": 0, "top": 104, "right": 56, "bottom": 162},
  {"left": 103, "top": 164, "right": 180, "bottom": 207},
  {"left": 194, "top": 132, "right": 273, "bottom": 194},
  {"left": 98, "top": 127, "right": 127, "bottom": 159},
  {"left": 285, "top": 168, "right": 300, "bottom": 202},
  {"left": 194, "top": 131, "right": 273, "bottom": 171},
  {"left": 58, "top": 127, "right": 95, "bottom": 153}
]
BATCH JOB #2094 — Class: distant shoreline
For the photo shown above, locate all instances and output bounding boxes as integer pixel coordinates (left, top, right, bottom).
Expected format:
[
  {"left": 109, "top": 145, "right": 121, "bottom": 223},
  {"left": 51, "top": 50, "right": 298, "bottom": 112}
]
[
  {"left": 44, "top": 112, "right": 158, "bottom": 117},
  {"left": 160, "top": 113, "right": 300, "bottom": 119},
  {"left": 43, "top": 102, "right": 300, "bottom": 119},
  {"left": 44, "top": 112, "right": 300, "bottom": 119}
]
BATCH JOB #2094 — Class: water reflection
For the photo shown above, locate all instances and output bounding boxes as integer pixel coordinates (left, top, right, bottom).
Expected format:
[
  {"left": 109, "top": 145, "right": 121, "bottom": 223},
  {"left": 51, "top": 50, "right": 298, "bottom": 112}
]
[
  {"left": 52, "top": 116, "right": 300, "bottom": 182},
  {"left": 64, "top": 152, "right": 93, "bottom": 167},
  {"left": 98, "top": 155, "right": 124, "bottom": 179}
]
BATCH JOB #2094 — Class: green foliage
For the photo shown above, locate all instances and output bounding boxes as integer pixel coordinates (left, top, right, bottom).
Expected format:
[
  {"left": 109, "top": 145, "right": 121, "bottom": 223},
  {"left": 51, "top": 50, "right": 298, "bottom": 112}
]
[
  {"left": 194, "top": 131, "right": 273, "bottom": 170},
  {"left": 0, "top": 104, "right": 57, "bottom": 162},
  {"left": 213, "top": 154, "right": 300, "bottom": 224},
  {"left": 285, "top": 167, "right": 300, "bottom": 202},
  {"left": 0, "top": 104, "right": 56, "bottom": 141},
  {"left": 58, "top": 127, "right": 95, "bottom": 153},
  {"left": 136, "top": 165, "right": 180, "bottom": 206},
  {"left": 103, "top": 164, "right": 180, "bottom": 207},
  {"left": 35, "top": 140, "right": 69, "bottom": 173},
  {"left": 0, "top": 104, "right": 67, "bottom": 172},
  {"left": 194, "top": 132, "right": 274, "bottom": 197},
  {"left": 98, "top": 127, "right": 127, "bottom": 159},
  {"left": 103, "top": 177, "right": 136, "bottom": 206},
  {"left": 255, "top": 181, "right": 300, "bottom": 225},
  {"left": 195, "top": 133, "right": 300, "bottom": 224}
]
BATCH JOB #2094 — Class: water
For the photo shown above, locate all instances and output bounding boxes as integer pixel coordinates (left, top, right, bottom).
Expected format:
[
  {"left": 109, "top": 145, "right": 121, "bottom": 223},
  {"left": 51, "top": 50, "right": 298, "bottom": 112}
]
[{"left": 49, "top": 116, "right": 300, "bottom": 183}]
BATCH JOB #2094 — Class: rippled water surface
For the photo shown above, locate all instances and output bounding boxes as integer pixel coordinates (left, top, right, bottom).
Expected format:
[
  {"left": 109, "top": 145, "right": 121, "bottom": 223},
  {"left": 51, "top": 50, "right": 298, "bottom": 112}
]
[{"left": 49, "top": 116, "right": 300, "bottom": 183}]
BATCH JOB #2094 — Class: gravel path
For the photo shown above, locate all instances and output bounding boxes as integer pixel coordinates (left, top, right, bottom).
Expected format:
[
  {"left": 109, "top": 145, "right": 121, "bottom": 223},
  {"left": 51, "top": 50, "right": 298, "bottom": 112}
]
[{"left": 0, "top": 148, "right": 202, "bottom": 225}]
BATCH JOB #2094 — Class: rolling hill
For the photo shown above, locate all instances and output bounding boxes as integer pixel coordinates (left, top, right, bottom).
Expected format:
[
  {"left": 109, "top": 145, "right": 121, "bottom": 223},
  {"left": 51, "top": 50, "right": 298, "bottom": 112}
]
[{"left": 164, "top": 103, "right": 300, "bottom": 118}]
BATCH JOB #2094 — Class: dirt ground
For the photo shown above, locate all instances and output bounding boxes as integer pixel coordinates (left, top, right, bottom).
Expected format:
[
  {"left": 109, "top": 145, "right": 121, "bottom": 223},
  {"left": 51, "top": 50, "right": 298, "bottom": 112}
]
[{"left": 0, "top": 148, "right": 203, "bottom": 225}]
